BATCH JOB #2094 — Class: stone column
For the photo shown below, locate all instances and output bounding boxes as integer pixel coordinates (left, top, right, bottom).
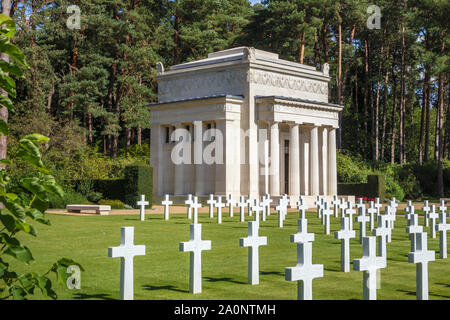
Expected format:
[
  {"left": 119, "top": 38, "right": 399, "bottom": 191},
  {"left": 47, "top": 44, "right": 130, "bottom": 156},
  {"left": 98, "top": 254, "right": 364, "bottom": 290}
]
[
  {"left": 300, "top": 127, "right": 309, "bottom": 195},
  {"left": 288, "top": 123, "right": 300, "bottom": 197},
  {"left": 270, "top": 121, "right": 280, "bottom": 196},
  {"left": 328, "top": 127, "right": 337, "bottom": 195},
  {"left": 193, "top": 121, "right": 204, "bottom": 196},
  {"left": 215, "top": 118, "right": 240, "bottom": 197},
  {"left": 150, "top": 124, "right": 163, "bottom": 196},
  {"left": 310, "top": 125, "right": 319, "bottom": 196},
  {"left": 173, "top": 123, "right": 185, "bottom": 196},
  {"left": 319, "top": 126, "right": 328, "bottom": 195}
]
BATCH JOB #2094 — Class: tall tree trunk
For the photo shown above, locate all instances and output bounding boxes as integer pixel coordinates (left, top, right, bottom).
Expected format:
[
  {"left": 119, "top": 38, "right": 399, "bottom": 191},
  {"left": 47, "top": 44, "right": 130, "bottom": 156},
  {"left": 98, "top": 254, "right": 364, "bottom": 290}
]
[
  {"left": 380, "top": 45, "right": 390, "bottom": 161},
  {"left": 341, "top": 23, "right": 356, "bottom": 103},
  {"left": 437, "top": 60, "right": 445, "bottom": 196},
  {"left": 336, "top": 22, "right": 342, "bottom": 149},
  {"left": 173, "top": 11, "right": 181, "bottom": 65},
  {"left": 446, "top": 83, "right": 450, "bottom": 160},
  {"left": 373, "top": 43, "right": 384, "bottom": 161},
  {"left": 299, "top": 31, "right": 305, "bottom": 64},
  {"left": 399, "top": 21, "right": 406, "bottom": 164},
  {"left": 419, "top": 32, "right": 430, "bottom": 164},
  {"left": 125, "top": 127, "right": 131, "bottom": 157},
  {"left": 424, "top": 69, "right": 431, "bottom": 162},
  {"left": 137, "top": 126, "right": 142, "bottom": 145},
  {"left": 321, "top": 23, "right": 328, "bottom": 63},
  {"left": 355, "top": 74, "right": 360, "bottom": 150},
  {"left": 391, "top": 70, "right": 398, "bottom": 164},
  {"left": 0, "top": 0, "right": 11, "bottom": 165},
  {"left": 364, "top": 38, "right": 369, "bottom": 157}
]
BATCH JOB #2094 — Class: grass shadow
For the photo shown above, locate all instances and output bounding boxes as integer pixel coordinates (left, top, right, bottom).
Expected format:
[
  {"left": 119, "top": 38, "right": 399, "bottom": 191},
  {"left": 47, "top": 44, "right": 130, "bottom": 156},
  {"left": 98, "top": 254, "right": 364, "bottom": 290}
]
[
  {"left": 204, "top": 276, "right": 246, "bottom": 285},
  {"left": 260, "top": 271, "right": 284, "bottom": 276},
  {"left": 397, "top": 289, "right": 416, "bottom": 296},
  {"left": 435, "top": 282, "right": 450, "bottom": 288},
  {"left": 72, "top": 293, "right": 114, "bottom": 300},
  {"left": 142, "top": 284, "right": 188, "bottom": 293}
]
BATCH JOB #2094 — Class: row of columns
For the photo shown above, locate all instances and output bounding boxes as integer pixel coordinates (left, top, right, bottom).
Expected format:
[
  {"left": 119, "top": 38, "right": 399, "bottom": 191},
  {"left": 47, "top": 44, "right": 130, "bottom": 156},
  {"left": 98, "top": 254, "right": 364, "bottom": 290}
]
[
  {"left": 268, "top": 121, "right": 337, "bottom": 197},
  {"left": 158, "top": 120, "right": 337, "bottom": 197},
  {"left": 173, "top": 121, "right": 211, "bottom": 196}
]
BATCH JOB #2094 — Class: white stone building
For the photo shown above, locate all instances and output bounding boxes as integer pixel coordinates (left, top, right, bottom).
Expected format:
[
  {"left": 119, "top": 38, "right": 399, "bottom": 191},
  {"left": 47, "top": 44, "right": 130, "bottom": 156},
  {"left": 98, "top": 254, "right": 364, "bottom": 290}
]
[{"left": 150, "top": 47, "right": 343, "bottom": 205}]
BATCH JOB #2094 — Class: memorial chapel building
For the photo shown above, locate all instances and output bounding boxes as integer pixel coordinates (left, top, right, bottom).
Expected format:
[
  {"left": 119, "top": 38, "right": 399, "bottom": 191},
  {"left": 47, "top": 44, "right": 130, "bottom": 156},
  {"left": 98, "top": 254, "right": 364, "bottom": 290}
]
[{"left": 150, "top": 47, "right": 342, "bottom": 205}]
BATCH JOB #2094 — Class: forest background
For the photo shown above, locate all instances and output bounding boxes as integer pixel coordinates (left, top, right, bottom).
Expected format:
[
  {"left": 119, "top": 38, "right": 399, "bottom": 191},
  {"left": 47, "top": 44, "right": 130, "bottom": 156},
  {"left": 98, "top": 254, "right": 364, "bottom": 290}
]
[{"left": 2, "top": 0, "right": 449, "bottom": 206}]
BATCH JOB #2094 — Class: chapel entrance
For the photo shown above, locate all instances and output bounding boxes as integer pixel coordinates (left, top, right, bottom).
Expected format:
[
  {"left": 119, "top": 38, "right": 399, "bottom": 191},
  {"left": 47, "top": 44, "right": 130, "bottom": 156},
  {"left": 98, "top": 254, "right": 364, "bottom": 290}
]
[{"left": 284, "top": 140, "right": 289, "bottom": 194}]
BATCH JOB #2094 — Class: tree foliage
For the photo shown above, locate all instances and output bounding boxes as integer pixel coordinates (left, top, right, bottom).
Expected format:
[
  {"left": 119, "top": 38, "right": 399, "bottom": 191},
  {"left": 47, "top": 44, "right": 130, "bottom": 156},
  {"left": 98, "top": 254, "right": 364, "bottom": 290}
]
[{"left": 0, "top": 13, "right": 82, "bottom": 300}]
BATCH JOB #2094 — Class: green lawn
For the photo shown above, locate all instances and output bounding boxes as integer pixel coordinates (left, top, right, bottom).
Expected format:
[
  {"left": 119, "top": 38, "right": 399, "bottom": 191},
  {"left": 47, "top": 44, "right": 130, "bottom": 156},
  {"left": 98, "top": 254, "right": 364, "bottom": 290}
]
[{"left": 9, "top": 208, "right": 450, "bottom": 300}]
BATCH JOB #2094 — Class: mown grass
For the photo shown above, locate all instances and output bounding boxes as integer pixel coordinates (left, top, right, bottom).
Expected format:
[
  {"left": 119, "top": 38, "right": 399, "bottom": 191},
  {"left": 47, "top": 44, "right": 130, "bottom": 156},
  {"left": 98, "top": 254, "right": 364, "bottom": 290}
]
[{"left": 9, "top": 208, "right": 450, "bottom": 300}]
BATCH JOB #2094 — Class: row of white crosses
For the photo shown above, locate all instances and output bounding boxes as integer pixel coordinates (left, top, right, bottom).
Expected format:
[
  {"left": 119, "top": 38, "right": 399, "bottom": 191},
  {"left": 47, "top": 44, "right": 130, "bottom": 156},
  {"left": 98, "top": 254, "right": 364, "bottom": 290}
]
[
  {"left": 112, "top": 195, "right": 447, "bottom": 301},
  {"left": 406, "top": 200, "right": 449, "bottom": 259}
]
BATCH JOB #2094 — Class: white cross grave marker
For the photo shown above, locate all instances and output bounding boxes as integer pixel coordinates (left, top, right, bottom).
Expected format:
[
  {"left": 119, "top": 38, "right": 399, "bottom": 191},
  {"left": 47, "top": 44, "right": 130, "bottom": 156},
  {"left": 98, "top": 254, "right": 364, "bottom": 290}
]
[
  {"left": 162, "top": 194, "right": 173, "bottom": 221},
  {"left": 405, "top": 201, "right": 415, "bottom": 220},
  {"left": 185, "top": 194, "right": 193, "bottom": 219},
  {"left": 285, "top": 240, "right": 323, "bottom": 300},
  {"left": 265, "top": 194, "right": 273, "bottom": 216},
  {"left": 384, "top": 206, "right": 395, "bottom": 242},
  {"left": 226, "top": 194, "right": 236, "bottom": 218},
  {"left": 374, "top": 198, "right": 382, "bottom": 218},
  {"left": 322, "top": 202, "right": 333, "bottom": 235},
  {"left": 355, "top": 198, "right": 365, "bottom": 211},
  {"left": 373, "top": 215, "right": 391, "bottom": 258},
  {"left": 367, "top": 201, "right": 377, "bottom": 231},
  {"left": 435, "top": 210, "right": 450, "bottom": 259},
  {"left": 334, "top": 216, "right": 356, "bottom": 272},
  {"left": 246, "top": 195, "right": 253, "bottom": 217},
  {"left": 356, "top": 205, "right": 370, "bottom": 244},
  {"left": 315, "top": 196, "right": 324, "bottom": 219},
  {"left": 439, "top": 200, "right": 447, "bottom": 216},
  {"left": 296, "top": 197, "right": 309, "bottom": 219},
  {"left": 251, "top": 201, "right": 264, "bottom": 223},
  {"left": 260, "top": 195, "right": 267, "bottom": 222},
  {"left": 353, "top": 236, "right": 386, "bottom": 300},
  {"left": 179, "top": 224, "right": 211, "bottom": 293},
  {"left": 408, "top": 232, "right": 435, "bottom": 300},
  {"left": 422, "top": 200, "right": 431, "bottom": 227},
  {"left": 281, "top": 195, "right": 290, "bottom": 221},
  {"left": 332, "top": 195, "right": 340, "bottom": 218},
  {"left": 428, "top": 205, "right": 438, "bottom": 239},
  {"left": 339, "top": 198, "right": 347, "bottom": 219},
  {"left": 344, "top": 201, "right": 356, "bottom": 230},
  {"left": 192, "top": 196, "right": 202, "bottom": 224},
  {"left": 240, "top": 221, "right": 267, "bottom": 285},
  {"left": 206, "top": 194, "right": 216, "bottom": 218},
  {"left": 292, "top": 218, "right": 315, "bottom": 244},
  {"left": 406, "top": 214, "right": 423, "bottom": 252},
  {"left": 108, "top": 227, "right": 145, "bottom": 300},
  {"left": 215, "top": 196, "right": 225, "bottom": 224},
  {"left": 389, "top": 197, "right": 398, "bottom": 213},
  {"left": 237, "top": 195, "right": 247, "bottom": 223},
  {"left": 276, "top": 199, "right": 285, "bottom": 228},
  {"left": 137, "top": 194, "right": 149, "bottom": 222}
]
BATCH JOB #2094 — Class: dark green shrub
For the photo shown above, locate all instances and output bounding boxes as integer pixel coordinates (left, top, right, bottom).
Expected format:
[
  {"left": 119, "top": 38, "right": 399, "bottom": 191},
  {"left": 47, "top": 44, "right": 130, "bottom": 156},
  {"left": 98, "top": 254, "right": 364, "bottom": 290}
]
[
  {"left": 78, "top": 179, "right": 103, "bottom": 203},
  {"left": 98, "top": 199, "right": 125, "bottom": 209},
  {"left": 48, "top": 189, "right": 90, "bottom": 209},
  {"left": 123, "top": 165, "right": 153, "bottom": 208}
]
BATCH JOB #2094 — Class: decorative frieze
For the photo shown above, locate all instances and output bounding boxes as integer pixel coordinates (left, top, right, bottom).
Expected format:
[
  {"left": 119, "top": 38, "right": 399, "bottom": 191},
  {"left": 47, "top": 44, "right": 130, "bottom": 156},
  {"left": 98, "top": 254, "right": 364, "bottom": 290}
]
[{"left": 247, "top": 69, "right": 328, "bottom": 95}]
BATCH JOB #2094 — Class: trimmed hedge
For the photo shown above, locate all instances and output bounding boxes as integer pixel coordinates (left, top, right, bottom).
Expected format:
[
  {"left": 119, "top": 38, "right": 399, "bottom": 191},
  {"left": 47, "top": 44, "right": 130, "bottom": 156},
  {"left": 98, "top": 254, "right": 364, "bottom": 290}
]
[
  {"left": 338, "top": 174, "right": 386, "bottom": 200},
  {"left": 70, "top": 165, "right": 153, "bottom": 208},
  {"left": 123, "top": 165, "right": 153, "bottom": 208}
]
